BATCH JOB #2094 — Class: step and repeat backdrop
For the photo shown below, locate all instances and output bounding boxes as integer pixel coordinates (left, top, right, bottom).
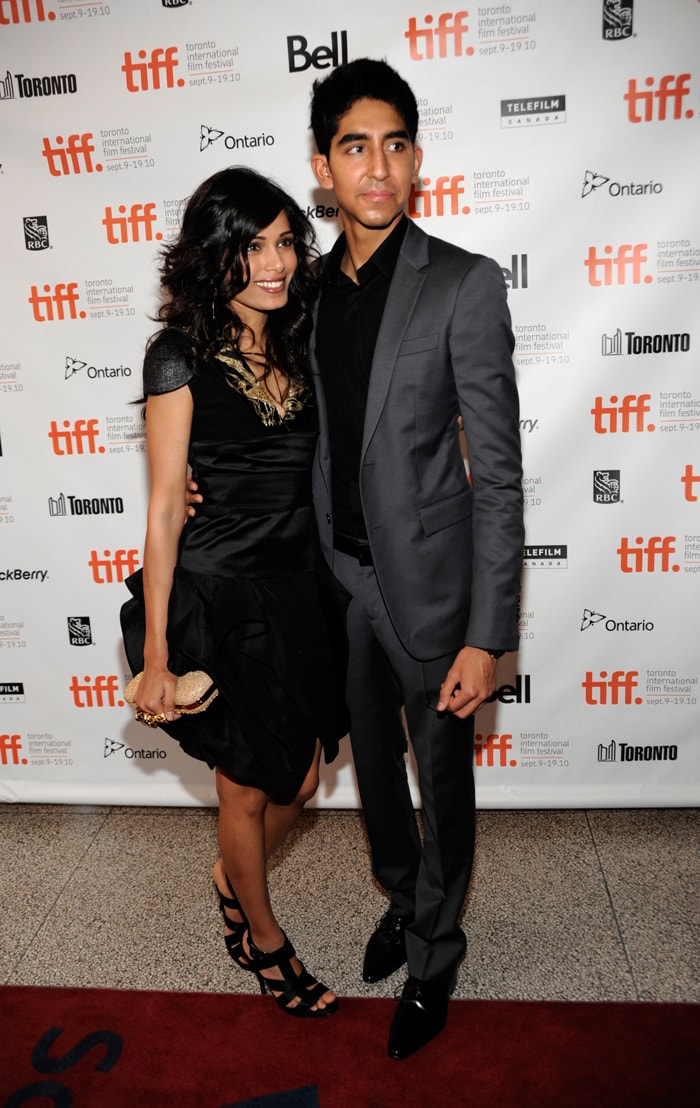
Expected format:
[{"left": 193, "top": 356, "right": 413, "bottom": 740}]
[{"left": 1, "top": 0, "right": 698, "bottom": 808}]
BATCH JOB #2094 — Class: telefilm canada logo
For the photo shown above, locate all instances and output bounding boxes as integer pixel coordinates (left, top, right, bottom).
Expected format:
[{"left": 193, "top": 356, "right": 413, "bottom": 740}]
[
  {"left": 0, "top": 682, "right": 25, "bottom": 702},
  {"left": 23, "top": 216, "right": 49, "bottom": 250},
  {"left": 67, "top": 616, "right": 93, "bottom": 646},
  {"left": 593, "top": 470, "right": 621, "bottom": 503},
  {"left": 602, "top": 0, "right": 633, "bottom": 41},
  {"left": 501, "top": 95, "right": 566, "bottom": 128},
  {"left": 523, "top": 545, "right": 568, "bottom": 568}
]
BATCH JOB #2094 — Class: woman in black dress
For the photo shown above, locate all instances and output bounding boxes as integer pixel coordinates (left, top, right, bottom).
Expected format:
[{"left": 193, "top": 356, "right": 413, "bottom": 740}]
[{"left": 121, "top": 167, "right": 347, "bottom": 1017}]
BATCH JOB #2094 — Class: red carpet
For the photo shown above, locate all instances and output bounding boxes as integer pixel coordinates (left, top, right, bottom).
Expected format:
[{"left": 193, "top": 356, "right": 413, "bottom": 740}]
[{"left": 1, "top": 986, "right": 697, "bottom": 1107}]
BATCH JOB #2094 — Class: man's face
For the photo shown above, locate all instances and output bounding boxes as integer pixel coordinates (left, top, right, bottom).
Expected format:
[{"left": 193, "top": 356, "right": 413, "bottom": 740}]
[{"left": 312, "top": 97, "right": 423, "bottom": 235}]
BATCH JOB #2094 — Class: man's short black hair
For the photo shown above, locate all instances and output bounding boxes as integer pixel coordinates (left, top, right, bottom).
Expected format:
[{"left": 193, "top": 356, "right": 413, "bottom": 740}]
[{"left": 310, "top": 58, "right": 419, "bottom": 156}]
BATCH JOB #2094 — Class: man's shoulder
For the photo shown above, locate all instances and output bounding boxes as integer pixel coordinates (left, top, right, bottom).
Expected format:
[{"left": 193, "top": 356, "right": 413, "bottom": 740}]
[{"left": 402, "top": 220, "right": 498, "bottom": 276}]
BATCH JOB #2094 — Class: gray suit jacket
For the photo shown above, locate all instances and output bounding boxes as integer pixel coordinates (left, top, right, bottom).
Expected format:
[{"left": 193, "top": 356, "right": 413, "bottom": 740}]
[{"left": 311, "top": 219, "right": 523, "bottom": 662}]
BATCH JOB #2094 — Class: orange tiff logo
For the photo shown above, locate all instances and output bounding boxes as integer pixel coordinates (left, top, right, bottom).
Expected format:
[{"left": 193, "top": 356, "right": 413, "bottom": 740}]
[
  {"left": 582, "top": 671, "right": 642, "bottom": 705},
  {"left": 409, "top": 175, "right": 468, "bottom": 217},
  {"left": 121, "top": 47, "right": 185, "bottom": 92},
  {"left": 41, "top": 133, "right": 102, "bottom": 176},
  {"left": 0, "top": 0, "right": 53, "bottom": 23},
  {"left": 617, "top": 536, "right": 679, "bottom": 573},
  {"left": 0, "top": 734, "right": 25, "bottom": 765},
  {"left": 88, "top": 549, "right": 140, "bottom": 583},
  {"left": 474, "top": 733, "right": 515, "bottom": 767},
  {"left": 584, "top": 243, "right": 651, "bottom": 286},
  {"left": 29, "top": 283, "right": 85, "bottom": 322},
  {"left": 624, "top": 74, "right": 693, "bottom": 123},
  {"left": 103, "top": 203, "right": 162, "bottom": 244},
  {"left": 682, "top": 464, "right": 700, "bottom": 502},
  {"left": 590, "top": 394, "right": 653, "bottom": 434},
  {"left": 69, "top": 675, "right": 121, "bottom": 707},
  {"left": 405, "top": 12, "right": 473, "bottom": 59},
  {"left": 48, "top": 419, "right": 103, "bottom": 455}
]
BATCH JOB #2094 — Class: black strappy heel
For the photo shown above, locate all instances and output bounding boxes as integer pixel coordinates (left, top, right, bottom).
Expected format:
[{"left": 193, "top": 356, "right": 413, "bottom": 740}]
[
  {"left": 214, "top": 874, "right": 252, "bottom": 971},
  {"left": 245, "top": 930, "right": 338, "bottom": 1018}
]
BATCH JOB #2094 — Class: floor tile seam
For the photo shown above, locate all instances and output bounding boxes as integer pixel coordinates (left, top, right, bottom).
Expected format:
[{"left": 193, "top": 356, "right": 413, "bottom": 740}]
[
  {"left": 7, "top": 806, "right": 117, "bottom": 980},
  {"left": 584, "top": 809, "right": 641, "bottom": 1001}
]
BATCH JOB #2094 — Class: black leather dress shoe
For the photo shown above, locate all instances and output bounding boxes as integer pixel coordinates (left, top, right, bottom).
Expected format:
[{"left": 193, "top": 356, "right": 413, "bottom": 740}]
[
  {"left": 362, "top": 910, "right": 412, "bottom": 983},
  {"left": 387, "top": 968, "right": 457, "bottom": 1060}
]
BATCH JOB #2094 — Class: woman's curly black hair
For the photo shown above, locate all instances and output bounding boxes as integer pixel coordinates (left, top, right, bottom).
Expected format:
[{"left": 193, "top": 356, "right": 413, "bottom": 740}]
[{"left": 155, "top": 166, "right": 318, "bottom": 381}]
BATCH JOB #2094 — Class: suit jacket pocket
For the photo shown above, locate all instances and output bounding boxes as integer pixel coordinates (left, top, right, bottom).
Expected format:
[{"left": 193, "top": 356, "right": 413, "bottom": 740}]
[
  {"left": 398, "top": 333, "right": 440, "bottom": 357},
  {"left": 419, "top": 490, "right": 472, "bottom": 536}
]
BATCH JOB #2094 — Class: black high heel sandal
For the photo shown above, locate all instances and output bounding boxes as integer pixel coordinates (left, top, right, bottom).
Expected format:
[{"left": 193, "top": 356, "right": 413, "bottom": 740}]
[
  {"left": 214, "top": 874, "right": 252, "bottom": 971},
  {"left": 245, "top": 930, "right": 338, "bottom": 1018}
]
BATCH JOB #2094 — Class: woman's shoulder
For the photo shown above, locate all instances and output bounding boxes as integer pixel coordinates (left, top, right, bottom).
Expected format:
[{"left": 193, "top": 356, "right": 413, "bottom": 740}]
[{"left": 143, "top": 327, "right": 198, "bottom": 395}]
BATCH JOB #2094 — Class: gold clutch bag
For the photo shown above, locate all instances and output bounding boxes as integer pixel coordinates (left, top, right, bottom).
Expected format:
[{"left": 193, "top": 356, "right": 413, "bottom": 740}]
[{"left": 124, "top": 670, "right": 218, "bottom": 716}]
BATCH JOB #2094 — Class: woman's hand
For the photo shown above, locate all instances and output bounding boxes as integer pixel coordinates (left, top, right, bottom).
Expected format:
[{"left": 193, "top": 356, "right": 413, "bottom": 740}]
[
  {"left": 135, "top": 664, "right": 181, "bottom": 724},
  {"left": 185, "top": 474, "right": 202, "bottom": 519}
]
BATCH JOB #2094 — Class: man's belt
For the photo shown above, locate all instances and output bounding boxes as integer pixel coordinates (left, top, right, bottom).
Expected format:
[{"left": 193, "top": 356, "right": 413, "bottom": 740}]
[{"left": 333, "top": 532, "right": 374, "bottom": 566}]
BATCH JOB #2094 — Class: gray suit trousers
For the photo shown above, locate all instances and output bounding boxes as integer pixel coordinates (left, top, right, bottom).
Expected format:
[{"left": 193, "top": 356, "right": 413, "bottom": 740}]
[{"left": 333, "top": 549, "right": 476, "bottom": 981}]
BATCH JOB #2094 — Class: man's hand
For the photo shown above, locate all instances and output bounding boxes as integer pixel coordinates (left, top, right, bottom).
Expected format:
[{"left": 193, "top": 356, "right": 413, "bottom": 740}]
[
  {"left": 184, "top": 475, "right": 202, "bottom": 519},
  {"left": 437, "top": 646, "right": 498, "bottom": 718}
]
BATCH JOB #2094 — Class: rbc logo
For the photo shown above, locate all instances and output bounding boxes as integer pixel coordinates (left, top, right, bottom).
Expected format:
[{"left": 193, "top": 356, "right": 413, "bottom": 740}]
[
  {"left": 287, "top": 30, "right": 348, "bottom": 72},
  {"left": 405, "top": 12, "right": 473, "bottom": 60}
]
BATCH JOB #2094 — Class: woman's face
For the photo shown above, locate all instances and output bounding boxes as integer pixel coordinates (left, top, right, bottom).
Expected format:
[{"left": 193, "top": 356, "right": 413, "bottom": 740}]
[{"left": 229, "top": 210, "right": 298, "bottom": 328}]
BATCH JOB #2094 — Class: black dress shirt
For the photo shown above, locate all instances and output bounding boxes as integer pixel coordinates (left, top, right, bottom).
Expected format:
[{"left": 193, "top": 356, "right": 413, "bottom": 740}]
[{"left": 315, "top": 217, "right": 408, "bottom": 541}]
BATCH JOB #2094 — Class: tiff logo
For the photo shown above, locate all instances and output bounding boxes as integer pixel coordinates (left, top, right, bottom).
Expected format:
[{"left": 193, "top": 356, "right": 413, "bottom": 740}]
[
  {"left": 682, "top": 464, "right": 700, "bottom": 502},
  {"left": 591, "top": 394, "right": 653, "bottom": 434},
  {"left": 582, "top": 671, "right": 642, "bottom": 705},
  {"left": 121, "top": 47, "right": 185, "bottom": 92},
  {"left": 29, "top": 283, "right": 85, "bottom": 322},
  {"left": 88, "top": 549, "right": 140, "bottom": 583},
  {"left": 69, "top": 674, "right": 121, "bottom": 707},
  {"left": 474, "top": 733, "right": 515, "bottom": 767},
  {"left": 584, "top": 243, "right": 651, "bottom": 286},
  {"left": 0, "top": 734, "right": 25, "bottom": 765},
  {"left": 48, "top": 419, "right": 103, "bottom": 455},
  {"left": 41, "top": 133, "right": 102, "bottom": 176},
  {"left": 405, "top": 12, "right": 473, "bottom": 59},
  {"left": 624, "top": 74, "right": 694, "bottom": 123},
  {"left": 617, "top": 536, "right": 679, "bottom": 573},
  {"left": 0, "top": 0, "right": 54, "bottom": 24},
  {"left": 103, "top": 203, "right": 162, "bottom": 244},
  {"left": 409, "top": 175, "right": 467, "bottom": 217}
]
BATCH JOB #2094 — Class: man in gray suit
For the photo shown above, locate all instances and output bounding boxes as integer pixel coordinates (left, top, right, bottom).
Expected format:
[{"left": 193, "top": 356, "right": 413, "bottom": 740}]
[{"left": 309, "top": 59, "right": 523, "bottom": 1059}]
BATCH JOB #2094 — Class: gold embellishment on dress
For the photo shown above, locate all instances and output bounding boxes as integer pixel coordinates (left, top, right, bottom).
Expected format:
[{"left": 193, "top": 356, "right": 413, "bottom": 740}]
[{"left": 216, "top": 349, "right": 308, "bottom": 427}]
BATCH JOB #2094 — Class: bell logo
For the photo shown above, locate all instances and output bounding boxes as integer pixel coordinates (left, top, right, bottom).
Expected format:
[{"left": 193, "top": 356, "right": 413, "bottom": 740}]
[
  {"left": 69, "top": 675, "right": 122, "bottom": 707},
  {"left": 475, "top": 732, "right": 516, "bottom": 767},
  {"left": 584, "top": 243, "right": 651, "bottom": 286},
  {"left": 590, "top": 394, "right": 653, "bottom": 434},
  {"left": 617, "top": 536, "right": 679, "bottom": 573},
  {"left": 48, "top": 419, "right": 103, "bottom": 455},
  {"left": 121, "top": 47, "right": 184, "bottom": 92},
  {"left": 409, "top": 175, "right": 468, "bottom": 217},
  {"left": 41, "top": 134, "right": 102, "bottom": 176},
  {"left": 103, "top": 203, "right": 161, "bottom": 244},
  {"left": 0, "top": 0, "right": 54, "bottom": 23},
  {"left": 624, "top": 74, "right": 693, "bottom": 123},
  {"left": 29, "top": 283, "right": 85, "bottom": 322},
  {"left": 682, "top": 464, "right": 700, "bottom": 502},
  {"left": 582, "top": 671, "right": 642, "bottom": 705},
  {"left": 287, "top": 31, "right": 348, "bottom": 73},
  {"left": 88, "top": 549, "right": 140, "bottom": 583},
  {"left": 405, "top": 12, "right": 474, "bottom": 60},
  {"left": 0, "top": 734, "right": 26, "bottom": 765}
]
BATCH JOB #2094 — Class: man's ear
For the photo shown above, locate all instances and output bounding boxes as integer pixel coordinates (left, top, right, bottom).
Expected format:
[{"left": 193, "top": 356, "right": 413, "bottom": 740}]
[
  {"left": 412, "top": 144, "right": 424, "bottom": 184},
  {"left": 311, "top": 153, "right": 334, "bottom": 191}
]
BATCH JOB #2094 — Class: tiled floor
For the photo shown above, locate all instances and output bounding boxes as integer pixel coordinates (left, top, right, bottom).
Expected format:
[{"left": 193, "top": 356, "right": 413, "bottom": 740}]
[{"left": 1, "top": 804, "right": 697, "bottom": 1004}]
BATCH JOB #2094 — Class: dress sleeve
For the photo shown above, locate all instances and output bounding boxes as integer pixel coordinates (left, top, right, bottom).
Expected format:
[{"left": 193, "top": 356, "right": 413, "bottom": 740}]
[{"left": 142, "top": 328, "right": 195, "bottom": 395}]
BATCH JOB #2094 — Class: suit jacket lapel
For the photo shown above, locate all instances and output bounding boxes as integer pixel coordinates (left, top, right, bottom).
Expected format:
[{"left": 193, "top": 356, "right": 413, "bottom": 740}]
[{"left": 362, "top": 221, "right": 429, "bottom": 454}]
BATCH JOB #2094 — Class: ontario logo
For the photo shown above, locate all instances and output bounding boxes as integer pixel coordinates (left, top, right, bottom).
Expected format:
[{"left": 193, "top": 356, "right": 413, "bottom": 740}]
[
  {"left": 581, "top": 608, "right": 654, "bottom": 633},
  {"left": 582, "top": 169, "right": 662, "bottom": 199},
  {"left": 199, "top": 124, "right": 275, "bottom": 152}
]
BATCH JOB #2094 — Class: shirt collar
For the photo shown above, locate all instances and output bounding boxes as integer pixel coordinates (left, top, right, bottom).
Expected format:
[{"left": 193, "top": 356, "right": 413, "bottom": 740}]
[{"left": 324, "top": 216, "right": 408, "bottom": 287}]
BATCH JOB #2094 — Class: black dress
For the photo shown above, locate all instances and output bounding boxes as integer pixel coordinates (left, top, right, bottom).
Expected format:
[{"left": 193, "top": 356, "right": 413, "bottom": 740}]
[{"left": 120, "top": 328, "right": 348, "bottom": 799}]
